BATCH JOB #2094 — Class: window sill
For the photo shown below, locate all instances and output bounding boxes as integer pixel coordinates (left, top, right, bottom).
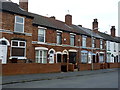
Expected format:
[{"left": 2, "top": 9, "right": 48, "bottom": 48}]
[
  {"left": 9, "top": 57, "right": 27, "bottom": 60},
  {"left": 37, "top": 42, "right": 46, "bottom": 44},
  {"left": 13, "top": 31, "right": 25, "bottom": 35}
]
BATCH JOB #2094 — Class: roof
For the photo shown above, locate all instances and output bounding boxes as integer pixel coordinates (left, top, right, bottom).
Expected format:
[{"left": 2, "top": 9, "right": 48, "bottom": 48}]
[
  {"left": 98, "top": 32, "right": 119, "bottom": 42},
  {"left": 0, "top": 0, "right": 33, "bottom": 18},
  {"left": 77, "top": 26, "right": 104, "bottom": 39},
  {"left": 0, "top": 1, "right": 120, "bottom": 43}
]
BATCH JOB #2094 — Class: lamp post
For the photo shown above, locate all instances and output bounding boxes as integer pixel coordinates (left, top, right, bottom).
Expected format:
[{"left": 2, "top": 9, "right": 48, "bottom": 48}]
[
  {"left": 78, "top": 38, "right": 81, "bottom": 71},
  {"left": 91, "top": 30, "right": 94, "bottom": 70}
]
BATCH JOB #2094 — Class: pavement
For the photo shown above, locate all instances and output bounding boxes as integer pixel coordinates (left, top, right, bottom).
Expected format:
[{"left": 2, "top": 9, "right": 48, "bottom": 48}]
[{"left": 1, "top": 68, "right": 119, "bottom": 85}]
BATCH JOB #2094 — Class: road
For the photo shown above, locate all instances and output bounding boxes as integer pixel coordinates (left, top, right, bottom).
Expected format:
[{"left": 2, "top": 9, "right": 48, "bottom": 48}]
[{"left": 3, "top": 71, "right": 118, "bottom": 88}]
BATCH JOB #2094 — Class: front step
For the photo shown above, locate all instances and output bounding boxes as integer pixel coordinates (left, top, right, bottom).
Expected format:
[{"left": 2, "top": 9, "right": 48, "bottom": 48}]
[{"left": 74, "top": 69, "right": 78, "bottom": 72}]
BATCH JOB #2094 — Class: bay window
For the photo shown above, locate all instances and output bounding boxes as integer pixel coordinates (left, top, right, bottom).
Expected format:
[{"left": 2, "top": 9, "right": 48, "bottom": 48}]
[
  {"left": 35, "top": 50, "right": 47, "bottom": 64},
  {"left": 11, "top": 40, "right": 26, "bottom": 58}
]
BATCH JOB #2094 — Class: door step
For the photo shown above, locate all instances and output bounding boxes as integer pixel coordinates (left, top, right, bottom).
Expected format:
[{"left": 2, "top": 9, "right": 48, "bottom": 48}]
[{"left": 74, "top": 69, "right": 78, "bottom": 72}]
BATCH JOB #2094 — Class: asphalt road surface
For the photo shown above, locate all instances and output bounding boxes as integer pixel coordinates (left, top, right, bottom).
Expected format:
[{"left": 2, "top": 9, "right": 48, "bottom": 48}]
[{"left": 3, "top": 71, "right": 118, "bottom": 88}]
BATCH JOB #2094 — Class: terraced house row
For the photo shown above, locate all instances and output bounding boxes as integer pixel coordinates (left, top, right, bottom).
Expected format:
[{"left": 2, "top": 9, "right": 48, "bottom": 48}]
[{"left": 0, "top": 0, "right": 120, "bottom": 75}]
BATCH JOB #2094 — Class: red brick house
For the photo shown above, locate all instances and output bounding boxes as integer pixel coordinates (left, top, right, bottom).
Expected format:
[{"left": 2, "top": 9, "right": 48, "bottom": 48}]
[{"left": 1, "top": 0, "right": 118, "bottom": 75}]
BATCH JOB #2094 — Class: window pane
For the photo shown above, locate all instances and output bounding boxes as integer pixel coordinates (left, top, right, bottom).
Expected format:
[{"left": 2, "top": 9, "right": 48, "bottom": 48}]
[
  {"left": 15, "top": 23, "right": 24, "bottom": 33},
  {"left": 38, "top": 29, "right": 45, "bottom": 42},
  {"left": 70, "top": 35, "right": 75, "bottom": 46},
  {"left": 12, "top": 47, "right": 25, "bottom": 56},
  {"left": 16, "top": 16, "right": 24, "bottom": 23},
  {"left": 0, "top": 41, "right": 7, "bottom": 45},
  {"left": 20, "top": 42, "right": 25, "bottom": 46},
  {"left": 57, "top": 33, "right": 62, "bottom": 44},
  {"left": 38, "top": 36, "right": 44, "bottom": 42},
  {"left": 12, "top": 41, "right": 18, "bottom": 46},
  {"left": 42, "top": 51, "right": 47, "bottom": 63}
]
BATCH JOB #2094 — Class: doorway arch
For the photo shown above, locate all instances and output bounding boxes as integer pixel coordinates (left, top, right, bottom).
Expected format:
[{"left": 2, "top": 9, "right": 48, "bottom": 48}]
[
  {"left": 48, "top": 49, "right": 56, "bottom": 63},
  {"left": 0, "top": 38, "right": 10, "bottom": 64}
]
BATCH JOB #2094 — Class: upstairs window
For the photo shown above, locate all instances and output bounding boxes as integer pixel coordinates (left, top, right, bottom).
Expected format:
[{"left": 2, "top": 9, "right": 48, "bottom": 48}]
[
  {"left": 70, "top": 34, "right": 75, "bottom": 46},
  {"left": 108, "top": 41, "right": 110, "bottom": 51},
  {"left": 38, "top": 28, "right": 45, "bottom": 42},
  {"left": 11, "top": 40, "right": 26, "bottom": 57},
  {"left": 92, "top": 37, "right": 95, "bottom": 48},
  {"left": 57, "top": 32, "right": 62, "bottom": 44},
  {"left": 100, "top": 39, "right": 103, "bottom": 49},
  {"left": 114, "top": 43, "right": 116, "bottom": 52},
  {"left": 82, "top": 36, "right": 86, "bottom": 47},
  {"left": 14, "top": 16, "right": 24, "bottom": 33}
]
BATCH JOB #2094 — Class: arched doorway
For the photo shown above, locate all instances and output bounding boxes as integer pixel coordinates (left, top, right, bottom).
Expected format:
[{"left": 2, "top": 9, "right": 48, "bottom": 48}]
[
  {"left": 0, "top": 38, "right": 10, "bottom": 64},
  {"left": 56, "top": 52, "right": 62, "bottom": 63},
  {"left": 63, "top": 50, "right": 69, "bottom": 63},
  {"left": 48, "top": 49, "right": 56, "bottom": 64}
]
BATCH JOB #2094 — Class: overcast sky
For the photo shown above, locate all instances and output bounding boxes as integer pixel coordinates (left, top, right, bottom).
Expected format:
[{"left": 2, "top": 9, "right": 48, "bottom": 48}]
[{"left": 12, "top": 0, "right": 119, "bottom": 36}]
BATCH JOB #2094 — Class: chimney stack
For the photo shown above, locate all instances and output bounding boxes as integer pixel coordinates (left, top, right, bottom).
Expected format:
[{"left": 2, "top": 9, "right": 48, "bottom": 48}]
[
  {"left": 65, "top": 14, "right": 72, "bottom": 26},
  {"left": 50, "top": 16, "right": 56, "bottom": 20},
  {"left": 92, "top": 19, "right": 98, "bottom": 32},
  {"left": 111, "top": 26, "right": 116, "bottom": 37},
  {"left": 19, "top": 0, "right": 28, "bottom": 11}
]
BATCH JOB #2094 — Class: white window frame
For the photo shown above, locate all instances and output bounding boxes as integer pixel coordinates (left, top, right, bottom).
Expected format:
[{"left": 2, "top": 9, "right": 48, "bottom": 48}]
[
  {"left": 114, "top": 42, "right": 116, "bottom": 52},
  {"left": 57, "top": 32, "right": 62, "bottom": 45},
  {"left": 14, "top": 16, "right": 25, "bottom": 33},
  {"left": 92, "top": 37, "right": 95, "bottom": 48},
  {"left": 10, "top": 40, "right": 26, "bottom": 59},
  {"left": 38, "top": 28, "right": 46, "bottom": 43},
  {"left": 81, "top": 53, "right": 88, "bottom": 63},
  {"left": 82, "top": 35, "right": 87, "bottom": 47},
  {"left": 100, "top": 39, "right": 103, "bottom": 49},
  {"left": 107, "top": 41, "right": 110, "bottom": 51},
  {"left": 70, "top": 34, "right": 75, "bottom": 46},
  {"left": 35, "top": 50, "right": 47, "bottom": 64}
]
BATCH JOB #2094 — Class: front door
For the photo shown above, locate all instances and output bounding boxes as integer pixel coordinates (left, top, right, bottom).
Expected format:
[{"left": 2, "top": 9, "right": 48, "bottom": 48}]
[
  {"left": 49, "top": 54, "right": 54, "bottom": 63},
  {"left": 69, "top": 52, "right": 76, "bottom": 64},
  {"left": 0, "top": 45, "right": 7, "bottom": 64}
]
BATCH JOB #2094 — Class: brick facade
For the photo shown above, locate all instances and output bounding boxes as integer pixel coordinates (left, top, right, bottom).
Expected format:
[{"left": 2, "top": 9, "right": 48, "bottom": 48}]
[{"left": 0, "top": 1, "right": 119, "bottom": 75}]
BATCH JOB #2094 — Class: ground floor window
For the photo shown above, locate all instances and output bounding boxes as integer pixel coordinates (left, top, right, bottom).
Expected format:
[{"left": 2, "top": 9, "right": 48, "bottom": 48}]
[
  {"left": 81, "top": 53, "right": 88, "bottom": 63},
  {"left": 99, "top": 54, "right": 104, "bottom": 63},
  {"left": 35, "top": 50, "right": 47, "bottom": 63},
  {"left": 107, "top": 53, "right": 111, "bottom": 62},
  {"left": 11, "top": 40, "right": 26, "bottom": 58}
]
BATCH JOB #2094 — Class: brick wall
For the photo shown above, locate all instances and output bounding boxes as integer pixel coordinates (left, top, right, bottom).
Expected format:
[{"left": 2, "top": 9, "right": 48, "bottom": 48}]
[{"left": 2, "top": 63, "right": 61, "bottom": 76}]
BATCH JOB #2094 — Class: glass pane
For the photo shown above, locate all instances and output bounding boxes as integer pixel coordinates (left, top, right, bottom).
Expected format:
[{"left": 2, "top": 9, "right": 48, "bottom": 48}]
[
  {"left": 16, "top": 16, "right": 24, "bottom": 23},
  {"left": 57, "top": 34, "right": 62, "bottom": 44},
  {"left": 15, "top": 23, "right": 24, "bottom": 33},
  {"left": 35, "top": 50, "right": 39, "bottom": 57},
  {"left": 0, "top": 41, "right": 7, "bottom": 45},
  {"left": 42, "top": 51, "right": 47, "bottom": 63},
  {"left": 12, "top": 41, "right": 18, "bottom": 46},
  {"left": 20, "top": 42, "right": 25, "bottom": 46},
  {"left": 12, "top": 47, "right": 25, "bottom": 56},
  {"left": 38, "top": 29, "right": 44, "bottom": 34},
  {"left": 38, "top": 36, "right": 44, "bottom": 42}
]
